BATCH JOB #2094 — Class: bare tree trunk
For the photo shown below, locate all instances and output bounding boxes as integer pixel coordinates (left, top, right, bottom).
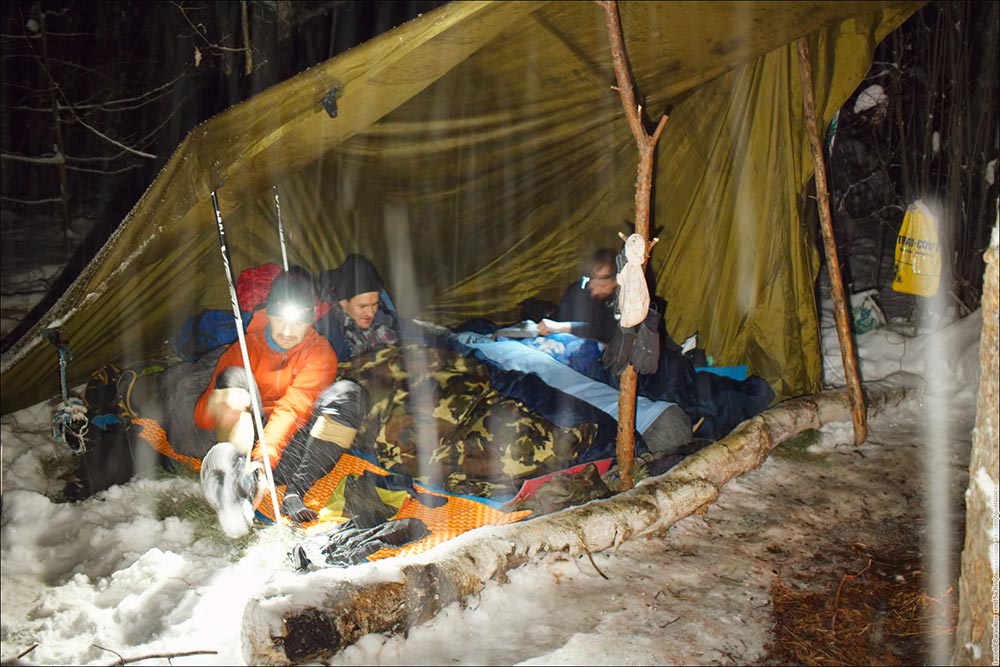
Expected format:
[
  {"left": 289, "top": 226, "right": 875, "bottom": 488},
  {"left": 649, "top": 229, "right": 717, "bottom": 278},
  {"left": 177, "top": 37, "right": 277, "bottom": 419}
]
[
  {"left": 241, "top": 0, "right": 253, "bottom": 76},
  {"left": 797, "top": 37, "right": 868, "bottom": 445},
  {"left": 598, "top": 0, "right": 668, "bottom": 489},
  {"left": 37, "top": 9, "right": 73, "bottom": 257},
  {"left": 951, "top": 219, "right": 999, "bottom": 666}
]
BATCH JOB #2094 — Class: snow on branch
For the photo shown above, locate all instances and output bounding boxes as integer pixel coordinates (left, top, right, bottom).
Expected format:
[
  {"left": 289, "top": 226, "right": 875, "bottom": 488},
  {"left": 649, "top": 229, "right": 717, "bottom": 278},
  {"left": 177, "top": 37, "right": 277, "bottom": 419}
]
[
  {"left": 0, "top": 151, "right": 63, "bottom": 164},
  {"left": 68, "top": 115, "right": 157, "bottom": 159},
  {"left": 0, "top": 194, "right": 64, "bottom": 205}
]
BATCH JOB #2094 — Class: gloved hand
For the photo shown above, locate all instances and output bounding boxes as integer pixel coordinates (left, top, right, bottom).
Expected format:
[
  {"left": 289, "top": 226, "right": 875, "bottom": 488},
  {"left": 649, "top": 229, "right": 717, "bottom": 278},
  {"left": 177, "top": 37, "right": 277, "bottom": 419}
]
[
  {"left": 320, "top": 518, "right": 430, "bottom": 567},
  {"left": 282, "top": 493, "right": 318, "bottom": 524}
]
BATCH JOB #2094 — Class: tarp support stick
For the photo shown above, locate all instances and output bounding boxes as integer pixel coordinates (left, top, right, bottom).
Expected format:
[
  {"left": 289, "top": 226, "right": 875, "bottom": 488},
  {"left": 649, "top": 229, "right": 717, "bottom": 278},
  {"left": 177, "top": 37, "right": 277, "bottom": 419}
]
[
  {"left": 210, "top": 191, "right": 284, "bottom": 523},
  {"left": 796, "top": 37, "right": 868, "bottom": 445},
  {"left": 600, "top": 0, "right": 669, "bottom": 490}
]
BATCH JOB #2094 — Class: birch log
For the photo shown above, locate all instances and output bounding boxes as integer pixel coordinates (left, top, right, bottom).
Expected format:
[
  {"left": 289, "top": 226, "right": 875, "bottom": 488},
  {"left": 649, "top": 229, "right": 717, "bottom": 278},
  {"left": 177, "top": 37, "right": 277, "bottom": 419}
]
[{"left": 242, "top": 373, "right": 922, "bottom": 665}]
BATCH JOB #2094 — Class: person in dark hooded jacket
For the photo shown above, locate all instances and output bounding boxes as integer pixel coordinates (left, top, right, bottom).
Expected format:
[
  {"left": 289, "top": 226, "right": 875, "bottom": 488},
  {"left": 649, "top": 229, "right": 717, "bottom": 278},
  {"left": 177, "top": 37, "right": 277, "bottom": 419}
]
[
  {"left": 314, "top": 254, "right": 398, "bottom": 361},
  {"left": 537, "top": 248, "right": 620, "bottom": 344}
]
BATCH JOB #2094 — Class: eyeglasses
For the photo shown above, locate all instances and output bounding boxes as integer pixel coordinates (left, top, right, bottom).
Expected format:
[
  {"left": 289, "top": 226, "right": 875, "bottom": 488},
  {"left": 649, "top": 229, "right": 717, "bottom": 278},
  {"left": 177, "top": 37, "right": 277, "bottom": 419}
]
[{"left": 588, "top": 273, "right": 615, "bottom": 282}]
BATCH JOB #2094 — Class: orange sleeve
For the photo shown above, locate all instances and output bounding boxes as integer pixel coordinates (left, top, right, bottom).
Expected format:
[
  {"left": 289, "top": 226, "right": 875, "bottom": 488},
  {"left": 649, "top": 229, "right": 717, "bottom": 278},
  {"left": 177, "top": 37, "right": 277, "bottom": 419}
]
[
  {"left": 254, "top": 339, "right": 338, "bottom": 468},
  {"left": 193, "top": 341, "right": 246, "bottom": 431}
]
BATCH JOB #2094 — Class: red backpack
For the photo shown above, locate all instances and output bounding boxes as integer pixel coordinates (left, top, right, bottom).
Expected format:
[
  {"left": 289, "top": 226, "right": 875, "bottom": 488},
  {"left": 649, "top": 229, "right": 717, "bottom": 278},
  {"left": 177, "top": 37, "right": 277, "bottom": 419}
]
[{"left": 236, "top": 262, "right": 332, "bottom": 318}]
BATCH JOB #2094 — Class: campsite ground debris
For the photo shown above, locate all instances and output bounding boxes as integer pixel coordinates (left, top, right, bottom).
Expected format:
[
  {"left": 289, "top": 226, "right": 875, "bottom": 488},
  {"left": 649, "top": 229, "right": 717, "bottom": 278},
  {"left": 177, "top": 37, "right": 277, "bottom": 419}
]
[
  {"left": 11, "top": 643, "right": 38, "bottom": 662},
  {"left": 92, "top": 645, "right": 219, "bottom": 666},
  {"left": 770, "top": 429, "right": 829, "bottom": 466},
  {"left": 578, "top": 536, "right": 610, "bottom": 580},
  {"left": 763, "top": 535, "right": 959, "bottom": 665},
  {"left": 152, "top": 476, "right": 258, "bottom": 555}
]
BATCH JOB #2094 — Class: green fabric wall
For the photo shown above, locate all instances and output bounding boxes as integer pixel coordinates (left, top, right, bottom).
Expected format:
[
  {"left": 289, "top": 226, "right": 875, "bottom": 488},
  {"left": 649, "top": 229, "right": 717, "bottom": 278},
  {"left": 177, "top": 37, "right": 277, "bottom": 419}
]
[{"left": 1, "top": 1, "right": 922, "bottom": 414}]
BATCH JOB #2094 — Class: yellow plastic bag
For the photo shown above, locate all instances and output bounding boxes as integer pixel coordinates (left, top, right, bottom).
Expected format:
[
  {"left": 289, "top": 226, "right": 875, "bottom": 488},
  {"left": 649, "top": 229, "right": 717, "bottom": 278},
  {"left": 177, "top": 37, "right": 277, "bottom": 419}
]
[{"left": 892, "top": 201, "right": 941, "bottom": 297}]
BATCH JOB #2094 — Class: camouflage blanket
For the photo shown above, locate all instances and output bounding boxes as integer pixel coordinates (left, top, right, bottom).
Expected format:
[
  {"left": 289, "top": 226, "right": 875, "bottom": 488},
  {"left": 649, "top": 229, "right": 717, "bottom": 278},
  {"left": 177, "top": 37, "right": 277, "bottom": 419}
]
[{"left": 338, "top": 344, "right": 609, "bottom": 500}]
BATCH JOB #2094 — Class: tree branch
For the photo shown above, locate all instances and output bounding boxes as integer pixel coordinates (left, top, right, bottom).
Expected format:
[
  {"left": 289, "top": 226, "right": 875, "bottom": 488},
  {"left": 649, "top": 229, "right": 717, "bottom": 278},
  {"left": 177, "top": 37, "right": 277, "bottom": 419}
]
[
  {"left": 0, "top": 194, "right": 64, "bottom": 205},
  {"left": 58, "top": 74, "right": 186, "bottom": 112},
  {"left": 68, "top": 114, "right": 157, "bottom": 159},
  {"left": 171, "top": 1, "right": 248, "bottom": 53},
  {"left": 597, "top": 0, "right": 669, "bottom": 490},
  {"left": 66, "top": 163, "right": 144, "bottom": 175},
  {"left": 93, "top": 646, "right": 219, "bottom": 666},
  {"left": 0, "top": 151, "right": 63, "bottom": 164}
]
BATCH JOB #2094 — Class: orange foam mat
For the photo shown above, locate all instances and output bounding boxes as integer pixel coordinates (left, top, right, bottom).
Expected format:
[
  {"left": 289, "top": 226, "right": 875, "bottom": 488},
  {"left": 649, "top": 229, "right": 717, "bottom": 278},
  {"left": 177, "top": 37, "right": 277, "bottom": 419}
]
[
  {"left": 133, "top": 418, "right": 531, "bottom": 561},
  {"left": 133, "top": 418, "right": 203, "bottom": 472},
  {"left": 256, "top": 452, "right": 532, "bottom": 560}
]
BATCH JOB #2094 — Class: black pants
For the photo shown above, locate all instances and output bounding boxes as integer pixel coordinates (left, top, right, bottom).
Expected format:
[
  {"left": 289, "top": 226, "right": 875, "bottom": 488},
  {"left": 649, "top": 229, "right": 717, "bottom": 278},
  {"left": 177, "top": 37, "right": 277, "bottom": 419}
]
[{"left": 271, "top": 379, "right": 371, "bottom": 500}]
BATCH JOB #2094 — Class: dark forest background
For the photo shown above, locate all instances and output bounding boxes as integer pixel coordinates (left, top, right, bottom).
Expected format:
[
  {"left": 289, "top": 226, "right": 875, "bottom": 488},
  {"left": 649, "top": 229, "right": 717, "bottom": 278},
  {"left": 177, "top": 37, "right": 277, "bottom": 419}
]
[{"left": 1, "top": 0, "right": 997, "bottom": 348}]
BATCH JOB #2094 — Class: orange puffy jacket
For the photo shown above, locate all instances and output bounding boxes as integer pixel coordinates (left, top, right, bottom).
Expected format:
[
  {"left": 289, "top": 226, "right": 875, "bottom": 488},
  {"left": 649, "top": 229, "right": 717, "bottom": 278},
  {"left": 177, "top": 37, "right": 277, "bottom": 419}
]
[{"left": 194, "top": 309, "right": 338, "bottom": 467}]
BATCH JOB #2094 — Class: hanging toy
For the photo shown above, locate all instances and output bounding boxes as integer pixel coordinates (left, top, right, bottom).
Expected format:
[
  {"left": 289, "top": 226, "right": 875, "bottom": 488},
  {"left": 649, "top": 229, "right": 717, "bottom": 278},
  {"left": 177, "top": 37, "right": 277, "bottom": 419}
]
[{"left": 616, "top": 232, "right": 655, "bottom": 328}]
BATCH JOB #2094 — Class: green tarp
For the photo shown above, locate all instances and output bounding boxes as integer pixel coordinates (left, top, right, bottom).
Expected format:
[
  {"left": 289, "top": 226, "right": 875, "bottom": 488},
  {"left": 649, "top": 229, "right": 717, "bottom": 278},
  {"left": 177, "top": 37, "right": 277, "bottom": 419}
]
[{"left": 0, "top": 1, "right": 922, "bottom": 415}]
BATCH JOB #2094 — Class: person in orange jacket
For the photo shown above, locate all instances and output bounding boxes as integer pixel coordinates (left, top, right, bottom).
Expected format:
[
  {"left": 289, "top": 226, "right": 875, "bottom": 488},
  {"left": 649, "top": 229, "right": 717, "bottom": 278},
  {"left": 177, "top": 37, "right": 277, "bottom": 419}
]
[
  {"left": 194, "top": 267, "right": 338, "bottom": 471},
  {"left": 197, "top": 266, "right": 397, "bottom": 531}
]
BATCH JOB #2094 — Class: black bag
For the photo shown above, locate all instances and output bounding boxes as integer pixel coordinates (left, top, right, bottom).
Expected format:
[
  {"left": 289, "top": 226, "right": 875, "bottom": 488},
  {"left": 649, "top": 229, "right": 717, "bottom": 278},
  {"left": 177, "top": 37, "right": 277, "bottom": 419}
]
[
  {"left": 64, "top": 363, "right": 171, "bottom": 501},
  {"left": 601, "top": 327, "right": 635, "bottom": 377},
  {"left": 630, "top": 304, "right": 661, "bottom": 374},
  {"left": 601, "top": 304, "right": 662, "bottom": 376}
]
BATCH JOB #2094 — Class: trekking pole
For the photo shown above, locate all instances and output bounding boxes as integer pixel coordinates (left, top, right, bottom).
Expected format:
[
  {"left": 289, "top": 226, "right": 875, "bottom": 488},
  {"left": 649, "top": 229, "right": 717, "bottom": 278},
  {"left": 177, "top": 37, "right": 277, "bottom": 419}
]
[
  {"left": 44, "top": 328, "right": 88, "bottom": 452},
  {"left": 272, "top": 185, "right": 289, "bottom": 271},
  {"left": 210, "top": 191, "right": 283, "bottom": 524}
]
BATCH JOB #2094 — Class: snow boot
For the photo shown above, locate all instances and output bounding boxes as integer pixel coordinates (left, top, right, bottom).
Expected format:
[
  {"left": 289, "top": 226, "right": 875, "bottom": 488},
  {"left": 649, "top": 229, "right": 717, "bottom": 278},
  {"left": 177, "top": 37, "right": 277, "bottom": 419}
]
[{"left": 200, "top": 441, "right": 264, "bottom": 538}]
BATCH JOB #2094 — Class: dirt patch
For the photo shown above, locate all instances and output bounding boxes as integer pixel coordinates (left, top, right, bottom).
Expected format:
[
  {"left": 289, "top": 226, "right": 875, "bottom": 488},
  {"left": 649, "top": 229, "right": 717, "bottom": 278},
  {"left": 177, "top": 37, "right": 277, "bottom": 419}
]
[
  {"left": 760, "top": 417, "right": 967, "bottom": 666},
  {"left": 764, "top": 536, "right": 958, "bottom": 665}
]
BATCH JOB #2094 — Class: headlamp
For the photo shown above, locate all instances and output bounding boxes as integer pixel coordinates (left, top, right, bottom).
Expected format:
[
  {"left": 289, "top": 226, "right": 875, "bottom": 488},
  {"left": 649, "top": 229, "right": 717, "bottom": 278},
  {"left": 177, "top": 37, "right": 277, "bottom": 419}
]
[{"left": 276, "top": 303, "right": 311, "bottom": 323}]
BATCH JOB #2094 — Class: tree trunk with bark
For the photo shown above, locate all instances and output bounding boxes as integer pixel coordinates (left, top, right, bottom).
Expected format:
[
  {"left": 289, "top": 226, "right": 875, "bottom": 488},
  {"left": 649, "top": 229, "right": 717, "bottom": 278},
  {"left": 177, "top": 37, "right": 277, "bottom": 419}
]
[
  {"left": 797, "top": 36, "right": 868, "bottom": 445},
  {"left": 598, "top": 0, "right": 668, "bottom": 490},
  {"left": 951, "top": 221, "right": 999, "bottom": 666}
]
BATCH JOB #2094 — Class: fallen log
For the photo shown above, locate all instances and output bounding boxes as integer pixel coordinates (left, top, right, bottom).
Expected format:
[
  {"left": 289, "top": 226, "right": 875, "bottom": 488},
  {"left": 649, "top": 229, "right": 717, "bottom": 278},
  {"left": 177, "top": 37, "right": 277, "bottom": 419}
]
[{"left": 241, "top": 372, "right": 923, "bottom": 665}]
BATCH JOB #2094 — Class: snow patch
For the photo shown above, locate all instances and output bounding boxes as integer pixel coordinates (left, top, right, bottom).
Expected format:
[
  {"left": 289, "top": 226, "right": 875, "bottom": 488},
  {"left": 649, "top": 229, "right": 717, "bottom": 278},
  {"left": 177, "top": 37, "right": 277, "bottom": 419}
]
[{"left": 964, "top": 642, "right": 982, "bottom": 660}]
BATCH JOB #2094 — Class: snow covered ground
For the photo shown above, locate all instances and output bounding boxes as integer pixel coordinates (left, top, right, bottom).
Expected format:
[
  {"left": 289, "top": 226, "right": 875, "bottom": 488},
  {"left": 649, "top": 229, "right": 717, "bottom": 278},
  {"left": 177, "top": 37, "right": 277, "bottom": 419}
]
[{"left": 0, "top": 284, "right": 987, "bottom": 665}]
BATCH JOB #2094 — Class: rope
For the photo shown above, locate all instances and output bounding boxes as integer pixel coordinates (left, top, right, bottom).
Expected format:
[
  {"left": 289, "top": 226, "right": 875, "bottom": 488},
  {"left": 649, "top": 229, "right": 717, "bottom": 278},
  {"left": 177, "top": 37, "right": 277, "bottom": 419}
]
[
  {"left": 49, "top": 339, "right": 90, "bottom": 451},
  {"left": 117, "top": 368, "right": 140, "bottom": 419},
  {"left": 52, "top": 397, "right": 89, "bottom": 451},
  {"left": 57, "top": 346, "right": 71, "bottom": 403}
]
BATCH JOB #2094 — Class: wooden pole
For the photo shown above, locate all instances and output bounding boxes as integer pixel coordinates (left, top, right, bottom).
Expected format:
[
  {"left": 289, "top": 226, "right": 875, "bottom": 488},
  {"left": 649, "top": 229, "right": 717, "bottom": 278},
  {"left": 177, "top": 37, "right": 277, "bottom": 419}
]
[
  {"left": 795, "top": 37, "right": 867, "bottom": 445},
  {"left": 598, "top": 0, "right": 668, "bottom": 489}
]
